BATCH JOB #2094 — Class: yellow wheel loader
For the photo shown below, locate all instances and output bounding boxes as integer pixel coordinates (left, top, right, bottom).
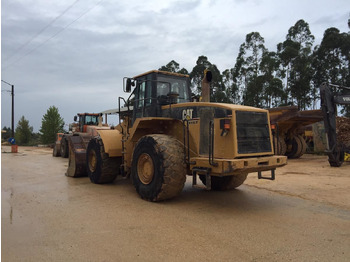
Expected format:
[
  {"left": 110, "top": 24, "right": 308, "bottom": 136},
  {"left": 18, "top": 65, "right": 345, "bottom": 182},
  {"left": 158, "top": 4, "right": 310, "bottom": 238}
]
[
  {"left": 53, "top": 113, "right": 109, "bottom": 159},
  {"left": 68, "top": 70, "right": 287, "bottom": 201}
]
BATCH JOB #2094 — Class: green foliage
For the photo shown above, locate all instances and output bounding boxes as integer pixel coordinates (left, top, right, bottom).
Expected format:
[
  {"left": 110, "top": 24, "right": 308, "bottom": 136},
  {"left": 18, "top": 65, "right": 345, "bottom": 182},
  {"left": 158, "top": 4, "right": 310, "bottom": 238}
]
[
  {"left": 15, "top": 116, "right": 33, "bottom": 145},
  {"left": 236, "top": 32, "right": 266, "bottom": 106},
  {"left": 313, "top": 27, "right": 350, "bottom": 114},
  {"left": 31, "top": 132, "right": 41, "bottom": 146},
  {"left": 222, "top": 68, "right": 240, "bottom": 103},
  {"left": 39, "top": 106, "right": 65, "bottom": 144},
  {"left": 189, "top": 55, "right": 212, "bottom": 94},
  {"left": 157, "top": 18, "right": 350, "bottom": 113},
  {"left": 233, "top": 32, "right": 286, "bottom": 107},
  {"left": 260, "top": 52, "right": 286, "bottom": 107},
  {"left": 1, "top": 126, "right": 13, "bottom": 141},
  {"left": 159, "top": 60, "right": 188, "bottom": 74},
  {"left": 276, "top": 19, "right": 315, "bottom": 109},
  {"left": 189, "top": 56, "right": 225, "bottom": 103}
]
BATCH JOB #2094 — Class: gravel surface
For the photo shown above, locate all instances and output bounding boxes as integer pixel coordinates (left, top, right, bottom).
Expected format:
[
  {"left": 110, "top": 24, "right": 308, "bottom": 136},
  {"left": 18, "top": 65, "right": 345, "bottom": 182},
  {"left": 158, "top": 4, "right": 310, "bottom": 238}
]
[{"left": 2, "top": 146, "right": 350, "bottom": 261}]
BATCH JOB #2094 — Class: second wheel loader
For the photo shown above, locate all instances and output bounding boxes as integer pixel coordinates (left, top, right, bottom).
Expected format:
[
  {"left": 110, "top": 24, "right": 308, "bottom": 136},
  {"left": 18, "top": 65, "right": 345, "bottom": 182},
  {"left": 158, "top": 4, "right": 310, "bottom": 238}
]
[{"left": 53, "top": 113, "right": 109, "bottom": 158}]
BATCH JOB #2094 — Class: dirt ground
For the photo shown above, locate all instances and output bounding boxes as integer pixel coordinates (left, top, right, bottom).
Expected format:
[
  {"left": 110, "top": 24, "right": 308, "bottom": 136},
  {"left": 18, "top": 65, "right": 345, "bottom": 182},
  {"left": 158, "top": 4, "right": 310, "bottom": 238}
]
[{"left": 2, "top": 146, "right": 350, "bottom": 261}]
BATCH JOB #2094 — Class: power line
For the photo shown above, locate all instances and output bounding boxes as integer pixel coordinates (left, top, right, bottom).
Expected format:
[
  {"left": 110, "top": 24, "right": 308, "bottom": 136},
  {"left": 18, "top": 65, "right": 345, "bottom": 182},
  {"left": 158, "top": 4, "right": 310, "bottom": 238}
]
[
  {"left": 4, "top": 0, "right": 81, "bottom": 63},
  {"left": 3, "top": 0, "right": 104, "bottom": 71}
]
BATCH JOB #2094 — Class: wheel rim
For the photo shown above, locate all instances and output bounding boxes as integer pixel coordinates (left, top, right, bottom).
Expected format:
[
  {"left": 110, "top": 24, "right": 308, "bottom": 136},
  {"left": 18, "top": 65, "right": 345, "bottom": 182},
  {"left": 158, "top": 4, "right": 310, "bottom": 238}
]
[
  {"left": 88, "top": 150, "right": 97, "bottom": 172},
  {"left": 137, "top": 153, "right": 154, "bottom": 185}
]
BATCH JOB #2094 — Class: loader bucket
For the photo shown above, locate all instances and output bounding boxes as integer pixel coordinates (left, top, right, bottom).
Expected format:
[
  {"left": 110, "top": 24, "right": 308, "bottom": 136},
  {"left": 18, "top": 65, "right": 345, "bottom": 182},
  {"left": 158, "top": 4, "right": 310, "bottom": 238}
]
[{"left": 65, "top": 134, "right": 92, "bottom": 177}]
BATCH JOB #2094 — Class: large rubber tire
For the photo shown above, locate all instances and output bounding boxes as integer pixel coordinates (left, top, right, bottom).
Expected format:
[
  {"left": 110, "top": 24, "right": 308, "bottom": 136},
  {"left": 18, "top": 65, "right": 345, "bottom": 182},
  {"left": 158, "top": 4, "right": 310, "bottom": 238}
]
[
  {"left": 273, "top": 136, "right": 287, "bottom": 155},
  {"left": 86, "top": 137, "right": 120, "bottom": 184},
  {"left": 60, "top": 137, "right": 69, "bottom": 158},
  {"left": 199, "top": 173, "right": 248, "bottom": 190},
  {"left": 131, "top": 134, "right": 186, "bottom": 202},
  {"left": 293, "top": 135, "right": 307, "bottom": 158},
  {"left": 286, "top": 135, "right": 306, "bottom": 159},
  {"left": 52, "top": 145, "right": 60, "bottom": 157}
]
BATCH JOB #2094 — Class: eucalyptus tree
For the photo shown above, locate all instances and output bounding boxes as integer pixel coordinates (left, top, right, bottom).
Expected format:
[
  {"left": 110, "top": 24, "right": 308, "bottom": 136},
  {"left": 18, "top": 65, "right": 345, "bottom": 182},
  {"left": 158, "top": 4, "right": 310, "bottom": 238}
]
[
  {"left": 189, "top": 56, "right": 225, "bottom": 102},
  {"left": 260, "top": 51, "right": 286, "bottom": 107},
  {"left": 222, "top": 68, "right": 240, "bottom": 104},
  {"left": 277, "top": 19, "right": 315, "bottom": 109},
  {"left": 158, "top": 60, "right": 188, "bottom": 74},
  {"left": 313, "top": 27, "right": 350, "bottom": 114},
  {"left": 233, "top": 32, "right": 267, "bottom": 107}
]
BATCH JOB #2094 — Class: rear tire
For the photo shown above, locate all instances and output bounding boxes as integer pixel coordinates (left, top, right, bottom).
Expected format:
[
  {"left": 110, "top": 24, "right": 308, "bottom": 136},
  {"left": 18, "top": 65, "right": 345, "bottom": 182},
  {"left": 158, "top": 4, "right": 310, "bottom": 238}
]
[
  {"left": 199, "top": 173, "right": 248, "bottom": 190},
  {"left": 294, "top": 135, "right": 307, "bottom": 158},
  {"left": 60, "top": 137, "right": 69, "bottom": 158},
  {"left": 86, "top": 137, "right": 120, "bottom": 184},
  {"left": 131, "top": 135, "right": 186, "bottom": 202},
  {"left": 273, "top": 136, "right": 287, "bottom": 155},
  {"left": 286, "top": 135, "right": 306, "bottom": 159}
]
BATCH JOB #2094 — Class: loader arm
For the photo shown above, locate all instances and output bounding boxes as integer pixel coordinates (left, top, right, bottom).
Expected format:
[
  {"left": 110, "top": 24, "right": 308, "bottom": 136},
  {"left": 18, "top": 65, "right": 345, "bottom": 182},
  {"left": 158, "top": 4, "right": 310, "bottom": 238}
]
[{"left": 319, "top": 83, "right": 350, "bottom": 167}]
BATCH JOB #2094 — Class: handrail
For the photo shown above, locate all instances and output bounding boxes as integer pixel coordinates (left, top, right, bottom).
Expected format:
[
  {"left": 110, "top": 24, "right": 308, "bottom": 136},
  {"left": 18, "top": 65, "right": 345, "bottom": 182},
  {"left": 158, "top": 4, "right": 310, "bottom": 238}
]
[
  {"left": 182, "top": 119, "right": 195, "bottom": 165},
  {"left": 209, "top": 120, "right": 218, "bottom": 167}
]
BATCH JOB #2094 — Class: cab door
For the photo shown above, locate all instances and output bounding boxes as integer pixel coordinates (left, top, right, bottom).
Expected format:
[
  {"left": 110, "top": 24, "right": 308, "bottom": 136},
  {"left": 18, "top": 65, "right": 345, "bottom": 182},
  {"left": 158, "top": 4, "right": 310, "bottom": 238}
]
[{"left": 132, "top": 77, "right": 154, "bottom": 124}]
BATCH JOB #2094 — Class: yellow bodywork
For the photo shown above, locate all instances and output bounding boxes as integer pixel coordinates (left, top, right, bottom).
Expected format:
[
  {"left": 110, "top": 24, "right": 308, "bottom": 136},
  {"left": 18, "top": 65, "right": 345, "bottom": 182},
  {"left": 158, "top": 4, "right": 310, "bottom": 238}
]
[
  {"left": 98, "top": 101, "right": 287, "bottom": 177},
  {"left": 96, "top": 129, "right": 123, "bottom": 157},
  {"left": 162, "top": 102, "right": 275, "bottom": 158},
  {"left": 190, "top": 155, "right": 287, "bottom": 176},
  {"left": 345, "top": 152, "right": 350, "bottom": 162}
]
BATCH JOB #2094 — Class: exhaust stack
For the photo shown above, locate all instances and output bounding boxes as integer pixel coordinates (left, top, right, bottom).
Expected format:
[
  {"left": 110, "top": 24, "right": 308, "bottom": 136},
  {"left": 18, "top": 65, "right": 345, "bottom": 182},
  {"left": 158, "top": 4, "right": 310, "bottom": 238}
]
[{"left": 201, "top": 69, "right": 212, "bottom": 102}]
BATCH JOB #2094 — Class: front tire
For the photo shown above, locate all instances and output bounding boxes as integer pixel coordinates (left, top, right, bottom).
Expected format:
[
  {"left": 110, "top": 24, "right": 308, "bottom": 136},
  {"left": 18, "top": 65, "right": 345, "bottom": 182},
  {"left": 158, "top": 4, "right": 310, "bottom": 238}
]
[
  {"left": 86, "top": 137, "right": 120, "bottom": 184},
  {"left": 131, "top": 135, "right": 186, "bottom": 202}
]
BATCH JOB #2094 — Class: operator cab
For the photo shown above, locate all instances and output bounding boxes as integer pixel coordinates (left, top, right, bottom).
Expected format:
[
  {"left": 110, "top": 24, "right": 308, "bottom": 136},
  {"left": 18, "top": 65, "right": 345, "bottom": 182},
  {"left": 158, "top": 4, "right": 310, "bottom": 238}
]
[
  {"left": 124, "top": 70, "right": 191, "bottom": 123},
  {"left": 74, "top": 113, "right": 100, "bottom": 132}
]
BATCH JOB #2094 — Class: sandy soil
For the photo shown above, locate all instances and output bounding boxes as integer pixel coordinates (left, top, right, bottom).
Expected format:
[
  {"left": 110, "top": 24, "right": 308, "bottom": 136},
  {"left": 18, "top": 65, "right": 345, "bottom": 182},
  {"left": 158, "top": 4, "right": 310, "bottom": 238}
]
[{"left": 2, "top": 146, "right": 350, "bottom": 261}]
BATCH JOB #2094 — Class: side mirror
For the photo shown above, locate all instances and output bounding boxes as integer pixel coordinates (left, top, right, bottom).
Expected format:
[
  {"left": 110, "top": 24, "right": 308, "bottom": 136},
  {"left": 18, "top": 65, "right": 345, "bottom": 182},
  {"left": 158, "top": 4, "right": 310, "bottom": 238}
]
[
  {"left": 124, "top": 78, "right": 135, "bottom": 93},
  {"left": 74, "top": 115, "right": 77, "bottom": 122}
]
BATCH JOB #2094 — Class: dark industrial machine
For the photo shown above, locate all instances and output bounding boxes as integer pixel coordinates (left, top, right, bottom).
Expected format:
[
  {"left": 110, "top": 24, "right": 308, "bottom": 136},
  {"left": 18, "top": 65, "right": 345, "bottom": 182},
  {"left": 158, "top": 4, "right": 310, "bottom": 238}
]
[{"left": 319, "top": 82, "right": 350, "bottom": 167}]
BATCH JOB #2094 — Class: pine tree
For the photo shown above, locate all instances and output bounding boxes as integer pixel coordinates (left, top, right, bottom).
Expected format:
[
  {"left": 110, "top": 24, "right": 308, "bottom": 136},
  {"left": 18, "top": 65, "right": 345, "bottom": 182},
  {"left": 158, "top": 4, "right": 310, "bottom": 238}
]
[
  {"left": 15, "top": 116, "right": 33, "bottom": 145},
  {"left": 39, "top": 106, "right": 65, "bottom": 144}
]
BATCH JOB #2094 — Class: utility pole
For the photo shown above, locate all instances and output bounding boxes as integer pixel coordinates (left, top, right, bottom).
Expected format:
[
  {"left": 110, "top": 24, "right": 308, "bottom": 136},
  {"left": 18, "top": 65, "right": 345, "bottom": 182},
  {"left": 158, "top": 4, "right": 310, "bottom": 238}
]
[
  {"left": 11, "top": 84, "right": 14, "bottom": 138},
  {"left": 1, "top": 80, "right": 15, "bottom": 138}
]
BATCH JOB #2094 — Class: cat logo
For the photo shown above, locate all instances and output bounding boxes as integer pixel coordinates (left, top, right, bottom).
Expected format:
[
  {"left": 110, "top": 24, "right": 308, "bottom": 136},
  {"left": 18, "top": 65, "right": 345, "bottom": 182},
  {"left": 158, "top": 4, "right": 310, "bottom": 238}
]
[{"left": 182, "top": 109, "right": 193, "bottom": 120}]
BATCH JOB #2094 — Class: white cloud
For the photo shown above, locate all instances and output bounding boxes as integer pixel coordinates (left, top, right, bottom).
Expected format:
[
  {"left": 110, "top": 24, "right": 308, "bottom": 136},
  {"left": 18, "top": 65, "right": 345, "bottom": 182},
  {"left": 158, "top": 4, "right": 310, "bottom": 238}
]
[{"left": 1, "top": 0, "right": 349, "bottom": 132}]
